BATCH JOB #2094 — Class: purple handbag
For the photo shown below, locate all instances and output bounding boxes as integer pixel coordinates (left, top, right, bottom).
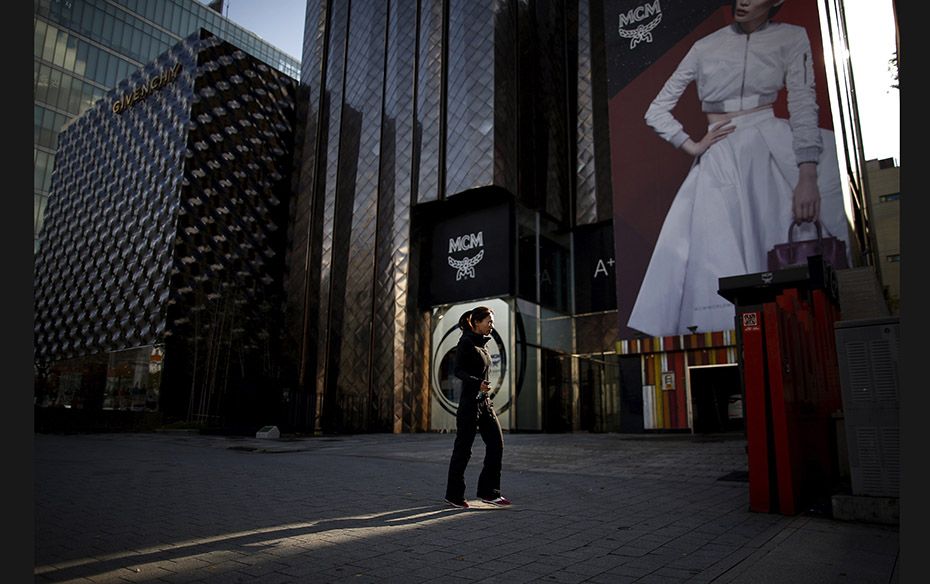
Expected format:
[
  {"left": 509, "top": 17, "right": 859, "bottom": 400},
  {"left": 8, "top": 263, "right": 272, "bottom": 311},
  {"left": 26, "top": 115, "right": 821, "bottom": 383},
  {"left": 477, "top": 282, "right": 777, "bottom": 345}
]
[{"left": 766, "top": 221, "right": 849, "bottom": 271}]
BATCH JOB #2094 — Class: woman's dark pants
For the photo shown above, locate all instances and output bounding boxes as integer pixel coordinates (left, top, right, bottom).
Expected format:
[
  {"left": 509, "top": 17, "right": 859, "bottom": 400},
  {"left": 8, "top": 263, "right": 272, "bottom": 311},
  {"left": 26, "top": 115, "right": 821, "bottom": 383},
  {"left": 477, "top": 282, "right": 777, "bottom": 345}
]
[{"left": 445, "top": 396, "right": 504, "bottom": 501}]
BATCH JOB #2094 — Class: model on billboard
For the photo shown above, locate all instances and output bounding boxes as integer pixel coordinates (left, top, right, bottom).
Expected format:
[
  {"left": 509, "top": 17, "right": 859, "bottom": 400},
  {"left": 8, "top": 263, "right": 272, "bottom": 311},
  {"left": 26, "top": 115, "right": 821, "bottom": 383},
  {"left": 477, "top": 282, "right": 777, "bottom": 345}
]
[
  {"left": 444, "top": 307, "right": 512, "bottom": 508},
  {"left": 627, "top": 0, "right": 849, "bottom": 337}
]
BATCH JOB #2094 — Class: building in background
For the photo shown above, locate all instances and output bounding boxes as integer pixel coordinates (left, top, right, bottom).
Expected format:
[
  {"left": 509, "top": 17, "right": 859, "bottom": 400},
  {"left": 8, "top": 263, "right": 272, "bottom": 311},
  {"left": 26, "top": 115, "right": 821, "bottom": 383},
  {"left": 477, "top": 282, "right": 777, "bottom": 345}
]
[
  {"left": 34, "top": 30, "right": 296, "bottom": 432},
  {"left": 865, "top": 158, "right": 900, "bottom": 314},
  {"left": 34, "top": 0, "right": 299, "bottom": 252},
  {"left": 33, "top": 0, "right": 883, "bottom": 438},
  {"left": 285, "top": 0, "right": 617, "bottom": 435},
  {"left": 285, "top": 0, "right": 877, "bottom": 436}
]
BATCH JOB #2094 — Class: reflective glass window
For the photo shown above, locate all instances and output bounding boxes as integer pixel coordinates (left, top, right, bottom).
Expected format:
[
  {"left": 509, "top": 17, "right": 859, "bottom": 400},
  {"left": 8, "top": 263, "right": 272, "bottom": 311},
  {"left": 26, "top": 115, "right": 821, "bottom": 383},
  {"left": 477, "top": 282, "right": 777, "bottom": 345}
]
[
  {"left": 47, "top": 69, "right": 62, "bottom": 109},
  {"left": 93, "top": 9, "right": 104, "bottom": 37},
  {"left": 144, "top": 0, "right": 157, "bottom": 22},
  {"left": 93, "top": 50, "right": 107, "bottom": 83},
  {"left": 52, "top": 30, "right": 68, "bottom": 67},
  {"left": 85, "top": 46, "right": 99, "bottom": 82},
  {"left": 35, "top": 64, "right": 48, "bottom": 103},
  {"left": 106, "top": 54, "right": 119, "bottom": 86},
  {"left": 68, "top": 78, "right": 83, "bottom": 114},
  {"left": 35, "top": 151, "right": 49, "bottom": 192},
  {"left": 102, "top": 10, "right": 114, "bottom": 42},
  {"left": 119, "top": 21, "right": 132, "bottom": 53},
  {"left": 42, "top": 24, "right": 57, "bottom": 62},
  {"left": 163, "top": 2, "right": 174, "bottom": 30},
  {"left": 132, "top": 29, "right": 147, "bottom": 62},
  {"left": 34, "top": 193, "right": 47, "bottom": 235},
  {"left": 35, "top": 18, "right": 47, "bottom": 57},
  {"left": 171, "top": 6, "right": 182, "bottom": 32},
  {"left": 80, "top": 2, "right": 94, "bottom": 33},
  {"left": 34, "top": 107, "right": 43, "bottom": 145},
  {"left": 56, "top": 71, "right": 71, "bottom": 111},
  {"left": 139, "top": 35, "right": 151, "bottom": 61},
  {"left": 63, "top": 36, "right": 78, "bottom": 70},
  {"left": 74, "top": 42, "right": 88, "bottom": 76},
  {"left": 81, "top": 84, "right": 99, "bottom": 113},
  {"left": 38, "top": 109, "right": 52, "bottom": 148},
  {"left": 154, "top": 0, "right": 165, "bottom": 27},
  {"left": 117, "top": 60, "right": 133, "bottom": 84},
  {"left": 44, "top": 152, "right": 54, "bottom": 192}
]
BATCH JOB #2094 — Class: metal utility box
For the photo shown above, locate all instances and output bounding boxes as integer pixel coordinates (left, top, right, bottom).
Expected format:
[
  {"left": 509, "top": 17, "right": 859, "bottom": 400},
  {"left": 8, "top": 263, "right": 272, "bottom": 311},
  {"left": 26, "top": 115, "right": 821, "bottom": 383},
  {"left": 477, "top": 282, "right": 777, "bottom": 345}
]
[
  {"left": 719, "top": 256, "right": 843, "bottom": 515},
  {"left": 834, "top": 317, "right": 900, "bottom": 498}
]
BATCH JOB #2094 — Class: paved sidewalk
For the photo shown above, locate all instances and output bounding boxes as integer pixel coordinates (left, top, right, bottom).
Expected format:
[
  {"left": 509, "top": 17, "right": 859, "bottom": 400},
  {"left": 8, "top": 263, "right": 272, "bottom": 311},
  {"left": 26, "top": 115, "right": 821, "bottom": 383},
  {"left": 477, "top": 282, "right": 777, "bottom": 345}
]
[{"left": 34, "top": 432, "right": 899, "bottom": 583}]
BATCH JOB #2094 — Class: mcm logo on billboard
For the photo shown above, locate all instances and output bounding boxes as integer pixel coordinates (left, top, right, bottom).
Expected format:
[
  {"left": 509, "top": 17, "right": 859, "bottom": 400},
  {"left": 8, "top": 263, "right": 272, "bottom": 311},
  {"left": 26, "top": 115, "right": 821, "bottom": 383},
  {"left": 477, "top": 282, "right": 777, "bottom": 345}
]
[
  {"left": 448, "top": 231, "right": 485, "bottom": 281},
  {"left": 618, "top": 0, "right": 662, "bottom": 49}
]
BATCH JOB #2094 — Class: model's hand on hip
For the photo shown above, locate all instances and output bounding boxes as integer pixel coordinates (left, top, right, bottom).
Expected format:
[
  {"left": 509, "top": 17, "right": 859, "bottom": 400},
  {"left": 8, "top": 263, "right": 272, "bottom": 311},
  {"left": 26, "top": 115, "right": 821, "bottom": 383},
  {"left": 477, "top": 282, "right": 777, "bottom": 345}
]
[{"left": 681, "top": 121, "right": 735, "bottom": 157}]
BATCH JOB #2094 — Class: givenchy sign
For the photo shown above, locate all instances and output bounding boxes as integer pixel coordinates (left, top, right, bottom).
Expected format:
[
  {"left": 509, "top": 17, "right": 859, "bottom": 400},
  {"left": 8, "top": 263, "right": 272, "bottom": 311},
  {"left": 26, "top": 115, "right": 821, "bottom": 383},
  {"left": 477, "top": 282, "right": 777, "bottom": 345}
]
[{"left": 112, "top": 63, "right": 182, "bottom": 114}]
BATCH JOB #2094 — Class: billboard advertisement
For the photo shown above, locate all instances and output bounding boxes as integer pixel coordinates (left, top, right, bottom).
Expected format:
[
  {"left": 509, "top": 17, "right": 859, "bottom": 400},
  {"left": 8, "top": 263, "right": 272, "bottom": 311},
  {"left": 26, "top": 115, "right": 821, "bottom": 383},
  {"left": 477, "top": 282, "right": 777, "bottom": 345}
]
[{"left": 604, "top": 0, "right": 851, "bottom": 338}]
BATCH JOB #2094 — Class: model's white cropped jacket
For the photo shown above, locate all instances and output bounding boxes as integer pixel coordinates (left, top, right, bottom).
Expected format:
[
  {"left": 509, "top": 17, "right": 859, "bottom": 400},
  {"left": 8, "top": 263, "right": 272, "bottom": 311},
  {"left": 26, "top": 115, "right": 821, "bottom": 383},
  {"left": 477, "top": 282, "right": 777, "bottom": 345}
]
[{"left": 645, "top": 21, "right": 822, "bottom": 165}]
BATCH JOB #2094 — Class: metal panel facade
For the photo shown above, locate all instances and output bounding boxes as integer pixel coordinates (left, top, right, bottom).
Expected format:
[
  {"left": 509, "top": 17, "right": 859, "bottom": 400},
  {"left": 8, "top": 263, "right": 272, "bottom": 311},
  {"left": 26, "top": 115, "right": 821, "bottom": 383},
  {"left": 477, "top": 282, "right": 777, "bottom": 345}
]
[
  {"left": 445, "top": 0, "right": 518, "bottom": 197},
  {"left": 34, "top": 41, "right": 196, "bottom": 364},
  {"left": 330, "top": 1, "right": 389, "bottom": 432},
  {"left": 291, "top": 0, "right": 616, "bottom": 433},
  {"left": 34, "top": 31, "right": 297, "bottom": 427},
  {"left": 576, "top": 0, "right": 603, "bottom": 225},
  {"left": 377, "top": 0, "right": 429, "bottom": 433}
]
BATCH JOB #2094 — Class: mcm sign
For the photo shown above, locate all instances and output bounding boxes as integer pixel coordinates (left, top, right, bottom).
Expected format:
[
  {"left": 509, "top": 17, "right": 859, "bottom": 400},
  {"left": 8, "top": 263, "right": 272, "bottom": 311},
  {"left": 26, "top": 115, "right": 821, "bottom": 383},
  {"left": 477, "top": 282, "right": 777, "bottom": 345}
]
[
  {"left": 448, "top": 232, "right": 485, "bottom": 281},
  {"left": 618, "top": 0, "right": 662, "bottom": 49}
]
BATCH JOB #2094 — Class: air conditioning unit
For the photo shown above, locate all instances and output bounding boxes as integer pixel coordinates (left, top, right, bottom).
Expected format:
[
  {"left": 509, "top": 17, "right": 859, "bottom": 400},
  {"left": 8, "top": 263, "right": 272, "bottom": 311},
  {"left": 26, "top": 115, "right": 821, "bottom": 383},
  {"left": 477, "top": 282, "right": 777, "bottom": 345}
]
[{"left": 834, "top": 317, "right": 899, "bottom": 497}]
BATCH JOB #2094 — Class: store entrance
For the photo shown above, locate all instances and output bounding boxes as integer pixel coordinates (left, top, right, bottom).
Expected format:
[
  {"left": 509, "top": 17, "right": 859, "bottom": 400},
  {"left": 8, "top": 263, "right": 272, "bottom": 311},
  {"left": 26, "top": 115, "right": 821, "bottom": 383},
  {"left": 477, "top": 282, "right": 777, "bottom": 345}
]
[
  {"left": 542, "top": 349, "right": 572, "bottom": 432},
  {"left": 689, "top": 365, "right": 743, "bottom": 433}
]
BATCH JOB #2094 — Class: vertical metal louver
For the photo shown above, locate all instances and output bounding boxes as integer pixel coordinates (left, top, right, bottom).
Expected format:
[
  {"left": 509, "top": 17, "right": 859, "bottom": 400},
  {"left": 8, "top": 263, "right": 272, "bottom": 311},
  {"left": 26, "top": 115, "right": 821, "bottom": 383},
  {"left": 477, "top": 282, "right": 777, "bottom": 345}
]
[{"left": 835, "top": 317, "right": 900, "bottom": 497}]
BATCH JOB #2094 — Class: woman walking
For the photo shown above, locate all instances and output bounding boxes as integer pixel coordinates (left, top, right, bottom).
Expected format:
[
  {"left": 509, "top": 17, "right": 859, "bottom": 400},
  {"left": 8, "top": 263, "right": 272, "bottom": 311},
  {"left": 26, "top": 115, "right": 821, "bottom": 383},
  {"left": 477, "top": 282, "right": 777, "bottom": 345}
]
[{"left": 444, "top": 306, "right": 511, "bottom": 508}]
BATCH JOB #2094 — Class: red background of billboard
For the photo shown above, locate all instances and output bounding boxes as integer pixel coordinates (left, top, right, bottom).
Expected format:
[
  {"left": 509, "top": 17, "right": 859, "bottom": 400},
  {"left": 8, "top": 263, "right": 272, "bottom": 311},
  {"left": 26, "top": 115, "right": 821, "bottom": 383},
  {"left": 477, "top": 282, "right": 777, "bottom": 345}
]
[{"left": 611, "top": 3, "right": 835, "bottom": 339}]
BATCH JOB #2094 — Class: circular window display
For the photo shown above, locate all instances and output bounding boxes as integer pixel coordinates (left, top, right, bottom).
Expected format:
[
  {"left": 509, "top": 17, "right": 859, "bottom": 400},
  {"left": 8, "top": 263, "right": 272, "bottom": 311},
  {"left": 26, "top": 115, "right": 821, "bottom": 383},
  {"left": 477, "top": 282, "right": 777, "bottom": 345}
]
[{"left": 432, "top": 324, "right": 509, "bottom": 416}]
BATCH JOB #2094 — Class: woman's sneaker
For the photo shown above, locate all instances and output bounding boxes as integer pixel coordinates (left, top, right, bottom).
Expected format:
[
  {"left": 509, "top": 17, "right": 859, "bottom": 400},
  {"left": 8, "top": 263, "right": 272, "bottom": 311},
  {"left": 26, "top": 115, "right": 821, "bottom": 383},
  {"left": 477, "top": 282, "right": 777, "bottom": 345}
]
[
  {"left": 444, "top": 497, "right": 469, "bottom": 508},
  {"left": 480, "top": 496, "right": 512, "bottom": 507}
]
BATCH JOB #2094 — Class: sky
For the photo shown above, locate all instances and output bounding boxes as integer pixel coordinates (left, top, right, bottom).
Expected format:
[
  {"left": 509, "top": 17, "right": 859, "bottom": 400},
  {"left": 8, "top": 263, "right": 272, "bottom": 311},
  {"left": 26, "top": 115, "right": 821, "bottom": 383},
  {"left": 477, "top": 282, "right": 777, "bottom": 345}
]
[
  {"left": 217, "top": 0, "right": 899, "bottom": 164},
  {"left": 841, "top": 0, "right": 899, "bottom": 163}
]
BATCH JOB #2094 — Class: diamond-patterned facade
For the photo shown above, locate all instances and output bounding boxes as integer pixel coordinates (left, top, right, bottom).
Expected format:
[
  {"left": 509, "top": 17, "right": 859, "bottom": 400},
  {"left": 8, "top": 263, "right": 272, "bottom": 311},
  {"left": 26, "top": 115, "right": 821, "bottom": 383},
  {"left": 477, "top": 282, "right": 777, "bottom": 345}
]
[
  {"left": 34, "top": 30, "right": 296, "bottom": 427},
  {"left": 289, "top": 0, "right": 618, "bottom": 434}
]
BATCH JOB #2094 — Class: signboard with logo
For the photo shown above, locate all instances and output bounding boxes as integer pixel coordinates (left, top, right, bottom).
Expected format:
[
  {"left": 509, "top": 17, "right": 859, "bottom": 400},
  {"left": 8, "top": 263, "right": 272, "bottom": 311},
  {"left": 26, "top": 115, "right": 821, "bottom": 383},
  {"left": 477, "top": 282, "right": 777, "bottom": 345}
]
[
  {"left": 603, "top": 0, "right": 849, "bottom": 339},
  {"left": 426, "top": 201, "right": 513, "bottom": 306},
  {"left": 573, "top": 221, "right": 617, "bottom": 314}
]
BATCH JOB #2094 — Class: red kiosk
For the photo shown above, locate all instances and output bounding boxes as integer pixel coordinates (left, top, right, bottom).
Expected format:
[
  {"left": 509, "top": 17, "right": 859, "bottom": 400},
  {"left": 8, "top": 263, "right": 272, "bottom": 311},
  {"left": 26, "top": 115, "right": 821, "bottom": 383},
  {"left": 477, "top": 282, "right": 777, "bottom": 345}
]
[{"left": 718, "top": 256, "right": 843, "bottom": 515}]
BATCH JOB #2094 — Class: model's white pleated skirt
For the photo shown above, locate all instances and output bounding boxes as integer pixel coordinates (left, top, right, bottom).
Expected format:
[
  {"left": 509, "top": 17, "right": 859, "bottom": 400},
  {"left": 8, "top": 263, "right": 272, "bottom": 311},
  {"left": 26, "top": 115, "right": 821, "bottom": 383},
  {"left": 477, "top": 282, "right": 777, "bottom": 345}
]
[{"left": 627, "top": 108, "right": 849, "bottom": 337}]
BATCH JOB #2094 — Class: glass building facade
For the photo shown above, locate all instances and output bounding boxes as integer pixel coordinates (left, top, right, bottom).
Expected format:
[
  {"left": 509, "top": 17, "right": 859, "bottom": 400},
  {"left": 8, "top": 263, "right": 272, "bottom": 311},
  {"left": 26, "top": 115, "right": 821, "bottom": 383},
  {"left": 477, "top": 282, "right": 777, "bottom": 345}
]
[
  {"left": 285, "top": 0, "right": 619, "bottom": 435},
  {"left": 34, "top": 30, "right": 297, "bottom": 431},
  {"left": 34, "top": 0, "right": 300, "bottom": 252}
]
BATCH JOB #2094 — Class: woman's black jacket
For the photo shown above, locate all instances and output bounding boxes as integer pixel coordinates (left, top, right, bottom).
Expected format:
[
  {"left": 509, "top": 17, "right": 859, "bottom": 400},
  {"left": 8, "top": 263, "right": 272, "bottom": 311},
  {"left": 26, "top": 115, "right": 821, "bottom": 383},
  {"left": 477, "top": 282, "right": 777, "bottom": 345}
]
[{"left": 453, "top": 330, "right": 492, "bottom": 401}]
